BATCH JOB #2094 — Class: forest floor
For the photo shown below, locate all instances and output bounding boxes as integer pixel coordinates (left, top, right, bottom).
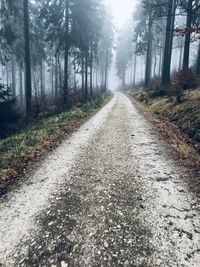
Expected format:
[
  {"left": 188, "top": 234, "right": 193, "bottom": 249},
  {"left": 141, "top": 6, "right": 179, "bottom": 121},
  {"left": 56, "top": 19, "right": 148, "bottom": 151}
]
[{"left": 1, "top": 93, "right": 200, "bottom": 266}]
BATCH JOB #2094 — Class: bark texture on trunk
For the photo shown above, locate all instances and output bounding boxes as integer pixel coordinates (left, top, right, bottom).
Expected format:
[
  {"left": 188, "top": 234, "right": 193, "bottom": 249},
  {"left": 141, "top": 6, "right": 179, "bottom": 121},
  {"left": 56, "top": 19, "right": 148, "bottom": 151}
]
[
  {"left": 161, "top": 0, "right": 176, "bottom": 86},
  {"left": 145, "top": 8, "right": 153, "bottom": 88},
  {"left": 23, "top": 0, "right": 32, "bottom": 117},
  {"left": 182, "top": 0, "right": 193, "bottom": 69},
  {"left": 63, "top": 0, "right": 69, "bottom": 107}
]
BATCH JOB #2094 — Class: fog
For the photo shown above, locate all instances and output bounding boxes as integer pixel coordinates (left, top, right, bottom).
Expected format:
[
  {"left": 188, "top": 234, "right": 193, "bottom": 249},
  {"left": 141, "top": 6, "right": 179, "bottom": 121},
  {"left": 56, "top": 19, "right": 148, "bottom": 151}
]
[
  {"left": 106, "top": 0, "right": 136, "bottom": 28},
  {"left": 106, "top": 0, "right": 137, "bottom": 90}
]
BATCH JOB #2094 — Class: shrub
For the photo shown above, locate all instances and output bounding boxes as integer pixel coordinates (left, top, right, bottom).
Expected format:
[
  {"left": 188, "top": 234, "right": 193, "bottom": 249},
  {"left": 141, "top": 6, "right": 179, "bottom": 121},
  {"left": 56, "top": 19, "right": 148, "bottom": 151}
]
[
  {"left": 171, "top": 68, "right": 198, "bottom": 90},
  {"left": 0, "top": 81, "right": 20, "bottom": 138},
  {"left": 151, "top": 87, "right": 167, "bottom": 97}
]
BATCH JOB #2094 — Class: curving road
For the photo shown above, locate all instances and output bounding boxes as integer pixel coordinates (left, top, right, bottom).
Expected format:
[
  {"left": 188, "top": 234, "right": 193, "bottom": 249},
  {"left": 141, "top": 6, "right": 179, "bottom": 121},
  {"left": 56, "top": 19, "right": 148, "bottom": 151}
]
[{"left": 0, "top": 93, "right": 200, "bottom": 266}]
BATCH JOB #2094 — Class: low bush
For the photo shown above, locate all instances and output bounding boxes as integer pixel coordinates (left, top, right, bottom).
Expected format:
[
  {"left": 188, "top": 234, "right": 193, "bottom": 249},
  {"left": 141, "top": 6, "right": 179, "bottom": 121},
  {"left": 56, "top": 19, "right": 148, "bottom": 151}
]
[
  {"left": 171, "top": 68, "right": 198, "bottom": 90},
  {"left": 0, "top": 82, "right": 21, "bottom": 138}
]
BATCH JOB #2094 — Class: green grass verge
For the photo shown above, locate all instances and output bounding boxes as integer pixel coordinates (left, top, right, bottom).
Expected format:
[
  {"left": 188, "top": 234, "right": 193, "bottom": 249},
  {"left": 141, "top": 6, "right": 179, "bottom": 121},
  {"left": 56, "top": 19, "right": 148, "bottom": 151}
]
[{"left": 0, "top": 94, "right": 112, "bottom": 195}]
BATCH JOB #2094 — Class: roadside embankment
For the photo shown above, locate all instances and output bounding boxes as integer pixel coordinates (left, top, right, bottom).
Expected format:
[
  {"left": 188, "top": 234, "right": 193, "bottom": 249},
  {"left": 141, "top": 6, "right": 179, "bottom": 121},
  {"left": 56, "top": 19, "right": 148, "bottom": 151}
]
[
  {"left": 128, "top": 90, "right": 200, "bottom": 177},
  {"left": 0, "top": 94, "right": 112, "bottom": 195}
]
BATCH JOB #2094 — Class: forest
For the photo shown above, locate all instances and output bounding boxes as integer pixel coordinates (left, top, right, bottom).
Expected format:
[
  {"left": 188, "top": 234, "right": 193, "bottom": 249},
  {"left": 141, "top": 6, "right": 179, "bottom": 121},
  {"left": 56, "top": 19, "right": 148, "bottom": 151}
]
[
  {"left": 0, "top": 0, "right": 114, "bottom": 138},
  {"left": 116, "top": 0, "right": 200, "bottom": 99},
  {"left": 1, "top": 0, "right": 200, "bottom": 137},
  {"left": 1, "top": 0, "right": 200, "bottom": 266}
]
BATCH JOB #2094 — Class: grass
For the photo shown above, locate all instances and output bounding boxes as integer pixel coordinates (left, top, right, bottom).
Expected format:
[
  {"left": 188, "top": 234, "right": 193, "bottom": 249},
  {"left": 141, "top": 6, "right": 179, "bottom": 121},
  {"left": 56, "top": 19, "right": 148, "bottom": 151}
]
[
  {"left": 0, "top": 94, "right": 112, "bottom": 195},
  {"left": 128, "top": 90, "right": 200, "bottom": 175},
  {"left": 145, "top": 89, "right": 200, "bottom": 143}
]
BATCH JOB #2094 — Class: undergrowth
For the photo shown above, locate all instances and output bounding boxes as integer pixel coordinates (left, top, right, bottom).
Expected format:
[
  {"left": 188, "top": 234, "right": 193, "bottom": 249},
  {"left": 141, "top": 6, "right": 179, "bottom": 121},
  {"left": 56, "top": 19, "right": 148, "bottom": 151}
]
[{"left": 128, "top": 89, "right": 200, "bottom": 174}]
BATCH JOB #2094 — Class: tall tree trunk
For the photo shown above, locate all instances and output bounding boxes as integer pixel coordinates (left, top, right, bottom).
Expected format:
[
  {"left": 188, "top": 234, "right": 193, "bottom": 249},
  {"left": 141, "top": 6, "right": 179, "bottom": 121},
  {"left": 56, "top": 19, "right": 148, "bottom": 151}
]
[
  {"left": 96, "top": 69, "right": 98, "bottom": 92},
  {"left": 122, "top": 70, "right": 125, "bottom": 88},
  {"left": 104, "top": 47, "right": 109, "bottom": 93},
  {"left": 85, "top": 54, "right": 88, "bottom": 99},
  {"left": 158, "top": 43, "right": 163, "bottom": 77},
  {"left": 145, "top": 7, "right": 153, "bottom": 88},
  {"left": 23, "top": 0, "right": 32, "bottom": 117},
  {"left": 153, "top": 49, "right": 157, "bottom": 78},
  {"left": 63, "top": 0, "right": 69, "bottom": 107},
  {"left": 73, "top": 61, "right": 77, "bottom": 93},
  {"left": 161, "top": 0, "right": 176, "bottom": 86},
  {"left": 196, "top": 40, "right": 200, "bottom": 75},
  {"left": 11, "top": 55, "right": 16, "bottom": 98},
  {"left": 19, "top": 64, "right": 23, "bottom": 105},
  {"left": 58, "top": 52, "right": 62, "bottom": 96},
  {"left": 40, "top": 59, "right": 45, "bottom": 104},
  {"left": 182, "top": 0, "right": 193, "bottom": 69},
  {"left": 90, "top": 46, "right": 93, "bottom": 98},
  {"left": 133, "top": 52, "right": 137, "bottom": 85},
  {"left": 51, "top": 56, "right": 54, "bottom": 99},
  {"left": 179, "top": 41, "right": 184, "bottom": 70},
  {"left": 6, "top": 65, "right": 9, "bottom": 86},
  {"left": 55, "top": 53, "right": 58, "bottom": 99},
  {"left": 81, "top": 57, "right": 85, "bottom": 98},
  {"left": 159, "top": 34, "right": 164, "bottom": 77}
]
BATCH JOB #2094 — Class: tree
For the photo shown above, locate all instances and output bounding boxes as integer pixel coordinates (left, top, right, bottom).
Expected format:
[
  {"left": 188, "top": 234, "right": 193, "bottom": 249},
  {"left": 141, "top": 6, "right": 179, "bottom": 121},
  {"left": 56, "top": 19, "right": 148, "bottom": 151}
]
[
  {"left": 144, "top": 4, "right": 153, "bottom": 88},
  {"left": 63, "top": 0, "right": 70, "bottom": 107},
  {"left": 23, "top": 0, "right": 32, "bottom": 116},
  {"left": 116, "top": 22, "right": 134, "bottom": 87},
  {"left": 161, "top": 0, "right": 176, "bottom": 86},
  {"left": 182, "top": 0, "right": 193, "bottom": 69}
]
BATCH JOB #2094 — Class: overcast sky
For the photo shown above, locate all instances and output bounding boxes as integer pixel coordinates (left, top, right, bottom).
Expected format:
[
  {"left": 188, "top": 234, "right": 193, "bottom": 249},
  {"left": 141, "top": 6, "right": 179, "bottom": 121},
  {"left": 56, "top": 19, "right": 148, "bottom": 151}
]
[{"left": 106, "top": 0, "right": 136, "bottom": 29}]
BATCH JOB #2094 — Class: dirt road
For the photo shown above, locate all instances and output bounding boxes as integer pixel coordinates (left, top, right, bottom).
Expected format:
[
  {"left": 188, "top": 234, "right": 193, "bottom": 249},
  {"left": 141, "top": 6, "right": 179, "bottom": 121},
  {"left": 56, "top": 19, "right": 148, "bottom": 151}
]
[{"left": 0, "top": 93, "right": 200, "bottom": 266}]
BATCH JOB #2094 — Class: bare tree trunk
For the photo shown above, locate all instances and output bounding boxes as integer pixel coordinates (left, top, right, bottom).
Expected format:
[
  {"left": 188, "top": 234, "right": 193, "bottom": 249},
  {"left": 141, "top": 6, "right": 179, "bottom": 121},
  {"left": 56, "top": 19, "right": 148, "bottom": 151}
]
[
  {"left": 23, "top": 0, "right": 32, "bottom": 117},
  {"left": 85, "top": 54, "right": 88, "bottom": 99},
  {"left": 145, "top": 7, "right": 153, "bottom": 88},
  {"left": 101, "top": 69, "right": 104, "bottom": 91},
  {"left": 182, "top": 0, "right": 193, "bottom": 69},
  {"left": 6, "top": 65, "right": 9, "bottom": 86},
  {"left": 153, "top": 49, "right": 157, "bottom": 78},
  {"left": 55, "top": 53, "right": 58, "bottom": 99},
  {"left": 63, "top": 0, "right": 69, "bottom": 107},
  {"left": 133, "top": 52, "right": 137, "bottom": 85},
  {"left": 161, "top": 0, "right": 176, "bottom": 86},
  {"left": 73, "top": 61, "right": 77, "bottom": 93},
  {"left": 179, "top": 41, "right": 184, "bottom": 70},
  {"left": 196, "top": 40, "right": 200, "bottom": 75},
  {"left": 96, "top": 69, "right": 98, "bottom": 90},
  {"left": 19, "top": 64, "right": 23, "bottom": 105},
  {"left": 51, "top": 56, "right": 54, "bottom": 99},
  {"left": 104, "top": 47, "right": 109, "bottom": 94},
  {"left": 40, "top": 59, "right": 44, "bottom": 102},
  {"left": 11, "top": 55, "right": 16, "bottom": 98},
  {"left": 90, "top": 46, "right": 93, "bottom": 98},
  {"left": 159, "top": 47, "right": 162, "bottom": 77},
  {"left": 58, "top": 52, "right": 62, "bottom": 96},
  {"left": 81, "top": 57, "right": 85, "bottom": 98}
]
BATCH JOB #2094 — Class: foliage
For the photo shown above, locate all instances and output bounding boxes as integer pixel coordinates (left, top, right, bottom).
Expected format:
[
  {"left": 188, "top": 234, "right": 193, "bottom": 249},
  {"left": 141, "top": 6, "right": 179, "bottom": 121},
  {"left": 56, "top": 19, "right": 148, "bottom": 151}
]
[
  {"left": 171, "top": 68, "right": 198, "bottom": 90},
  {"left": 0, "top": 81, "right": 20, "bottom": 138}
]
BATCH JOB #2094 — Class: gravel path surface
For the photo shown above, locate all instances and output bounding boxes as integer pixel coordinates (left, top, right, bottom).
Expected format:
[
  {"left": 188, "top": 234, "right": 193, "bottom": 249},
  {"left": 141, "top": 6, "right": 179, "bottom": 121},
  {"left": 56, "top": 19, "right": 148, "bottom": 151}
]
[{"left": 0, "top": 93, "right": 200, "bottom": 266}]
